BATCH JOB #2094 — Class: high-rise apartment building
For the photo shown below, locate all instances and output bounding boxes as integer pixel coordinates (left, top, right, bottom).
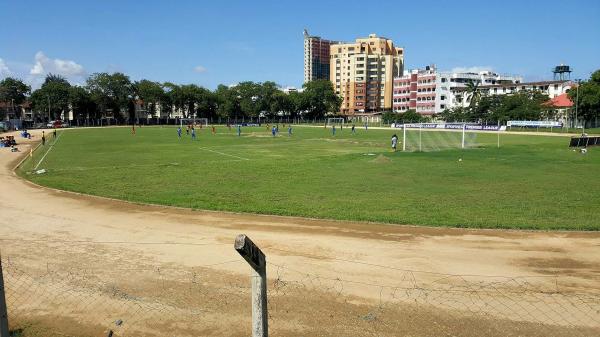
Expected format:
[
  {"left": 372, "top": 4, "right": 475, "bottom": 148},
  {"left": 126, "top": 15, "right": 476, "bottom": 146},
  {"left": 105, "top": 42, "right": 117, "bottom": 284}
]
[
  {"left": 330, "top": 34, "right": 404, "bottom": 115},
  {"left": 303, "top": 29, "right": 337, "bottom": 83}
]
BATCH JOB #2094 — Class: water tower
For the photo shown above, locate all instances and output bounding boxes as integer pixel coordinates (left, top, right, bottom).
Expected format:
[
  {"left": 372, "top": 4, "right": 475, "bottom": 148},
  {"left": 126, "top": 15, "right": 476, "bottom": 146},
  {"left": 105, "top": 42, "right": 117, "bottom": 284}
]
[{"left": 553, "top": 64, "right": 572, "bottom": 81}]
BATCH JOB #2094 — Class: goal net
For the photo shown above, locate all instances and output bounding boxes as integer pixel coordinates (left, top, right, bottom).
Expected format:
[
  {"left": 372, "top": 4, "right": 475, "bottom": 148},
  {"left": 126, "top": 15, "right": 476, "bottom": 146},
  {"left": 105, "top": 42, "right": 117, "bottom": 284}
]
[
  {"left": 326, "top": 118, "right": 345, "bottom": 127},
  {"left": 180, "top": 118, "right": 208, "bottom": 128},
  {"left": 399, "top": 123, "right": 479, "bottom": 152}
]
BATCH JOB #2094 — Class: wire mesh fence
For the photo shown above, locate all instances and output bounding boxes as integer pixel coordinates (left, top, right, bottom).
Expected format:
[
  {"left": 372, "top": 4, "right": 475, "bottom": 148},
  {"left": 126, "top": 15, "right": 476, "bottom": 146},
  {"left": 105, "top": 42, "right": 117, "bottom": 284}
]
[{"left": 1, "top": 243, "right": 599, "bottom": 337}]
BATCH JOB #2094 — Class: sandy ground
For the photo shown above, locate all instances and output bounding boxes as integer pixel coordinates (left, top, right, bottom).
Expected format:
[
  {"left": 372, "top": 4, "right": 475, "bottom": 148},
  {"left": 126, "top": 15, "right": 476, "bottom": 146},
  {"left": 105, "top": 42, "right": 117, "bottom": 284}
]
[{"left": 0, "top": 129, "right": 599, "bottom": 337}]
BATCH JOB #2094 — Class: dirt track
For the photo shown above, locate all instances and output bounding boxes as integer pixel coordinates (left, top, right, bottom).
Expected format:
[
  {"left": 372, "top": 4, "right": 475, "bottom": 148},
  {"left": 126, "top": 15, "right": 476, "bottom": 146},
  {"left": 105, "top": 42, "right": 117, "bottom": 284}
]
[{"left": 0, "top": 129, "right": 599, "bottom": 336}]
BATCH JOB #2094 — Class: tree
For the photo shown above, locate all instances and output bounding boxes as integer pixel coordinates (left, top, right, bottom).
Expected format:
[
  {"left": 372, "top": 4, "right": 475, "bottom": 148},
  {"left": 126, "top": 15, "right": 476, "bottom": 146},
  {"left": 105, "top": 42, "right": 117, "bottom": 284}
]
[
  {"left": 30, "top": 74, "right": 71, "bottom": 120},
  {"left": 163, "top": 82, "right": 184, "bottom": 118},
  {"left": 465, "top": 80, "right": 481, "bottom": 107},
  {"left": 193, "top": 86, "right": 217, "bottom": 119},
  {"left": 0, "top": 77, "right": 30, "bottom": 118},
  {"left": 86, "top": 72, "right": 133, "bottom": 121},
  {"left": 382, "top": 109, "right": 426, "bottom": 124},
  {"left": 215, "top": 84, "right": 240, "bottom": 120},
  {"left": 134, "top": 80, "right": 164, "bottom": 118},
  {"left": 236, "top": 81, "right": 262, "bottom": 118},
  {"left": 301, "top": 80, "right": 340, "bottom": 118},
  {"left": 69, "top": 86, "right": 97, "bottom": 121},
  {"left": 441, "top": 106, "right": 470, "bottom": 122},
  {"left": 287, "top": 91, "right": 305, "bottom": 118},
  {"left": 568, "top": 69, "right": 600, "bottom": 125},
  {"left": 490, "top": 90, "right": 548, "bottom": 122}
]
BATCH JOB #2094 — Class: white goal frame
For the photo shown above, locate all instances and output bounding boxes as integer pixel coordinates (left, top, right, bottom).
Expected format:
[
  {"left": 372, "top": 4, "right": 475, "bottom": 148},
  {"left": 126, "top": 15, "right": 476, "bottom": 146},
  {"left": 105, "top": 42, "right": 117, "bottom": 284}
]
[
  {"left": 180, "top": 118, "right": 208, "bottom": 128},
  {"left": 327, "top": 118, "right": 345, "bottom": 127},
  {"left": 402, "top": 123, "right": 467, "bottom": 152}
]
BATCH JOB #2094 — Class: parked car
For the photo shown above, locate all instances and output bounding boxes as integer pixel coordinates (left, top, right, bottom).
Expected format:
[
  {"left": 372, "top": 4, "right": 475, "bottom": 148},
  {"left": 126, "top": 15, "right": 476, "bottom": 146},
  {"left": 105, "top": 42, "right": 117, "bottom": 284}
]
[{"left": 46, "top": 120, "right": 69, "bottom": 128}]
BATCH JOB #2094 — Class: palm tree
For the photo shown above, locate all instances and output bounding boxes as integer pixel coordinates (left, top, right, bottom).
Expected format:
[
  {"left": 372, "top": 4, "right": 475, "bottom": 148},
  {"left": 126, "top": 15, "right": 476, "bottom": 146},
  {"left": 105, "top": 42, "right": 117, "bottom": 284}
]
[{"left": 465, "top": 80, "right": 481, "bottom": 107}]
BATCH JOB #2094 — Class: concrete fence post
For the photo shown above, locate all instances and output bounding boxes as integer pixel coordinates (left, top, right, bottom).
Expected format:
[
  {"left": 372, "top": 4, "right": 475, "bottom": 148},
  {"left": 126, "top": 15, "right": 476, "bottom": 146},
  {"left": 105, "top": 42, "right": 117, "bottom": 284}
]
[
  {"left": 0, "top": 256, "right": 9, "bottom": 337},
  {"left": 234, "top": 234, "right": 268, "bottom": 337}
]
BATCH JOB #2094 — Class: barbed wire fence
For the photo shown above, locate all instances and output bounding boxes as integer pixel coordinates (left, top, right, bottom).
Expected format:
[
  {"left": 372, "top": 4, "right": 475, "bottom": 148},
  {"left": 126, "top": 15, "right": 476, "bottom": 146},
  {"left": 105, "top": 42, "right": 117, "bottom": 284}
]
[{"left": 0, "top": 238, "right": 599, "bottom": 337}]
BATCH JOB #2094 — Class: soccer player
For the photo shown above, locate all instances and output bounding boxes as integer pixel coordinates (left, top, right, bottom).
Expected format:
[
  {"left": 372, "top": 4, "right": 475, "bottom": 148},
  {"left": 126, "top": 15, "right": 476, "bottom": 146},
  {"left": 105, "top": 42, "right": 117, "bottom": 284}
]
[
  {"left": 211, "top": 126, "right": 216, "bottom": 135},
  {"left": 365, "top": 123, "right": 368, "bottom": 131},
  {"left": 351, "top": 124, "right": 356, "bottom": 134},
  {"left": 53, "top": 128, "right": 57, "bottom": 138},
  {"left": 288, "top": 125, "right": 292, "bottom": 136},
  {"left": 177, "top": 127, "right": 182, "bottom": 138},
  {"left": 391, "top": 134, "right": 398, "bottom": 152},
  {"left": 186, "top": 125, "right": 190, "bottom": 135},
  {"left": 332, "top": 125, "right": 336, "bottom": 136},
  {"left": 41, "top": 131, "right": 46, "bottom": 145},
  {"left": 191, "top": 127, "right": 196, "bottom": 140},
  {"left": 237, "top": 124, "right": 242, "bottom": 136},
  {"left": 131, "top": 125, "right": 136, "bottom": 135}
]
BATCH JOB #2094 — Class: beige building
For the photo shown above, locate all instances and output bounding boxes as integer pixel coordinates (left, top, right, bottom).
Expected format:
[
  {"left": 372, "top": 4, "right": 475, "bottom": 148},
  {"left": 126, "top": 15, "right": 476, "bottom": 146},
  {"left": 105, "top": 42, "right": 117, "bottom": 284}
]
[{"left": 330, "top": 34, "right": 404, "bottom": 115}]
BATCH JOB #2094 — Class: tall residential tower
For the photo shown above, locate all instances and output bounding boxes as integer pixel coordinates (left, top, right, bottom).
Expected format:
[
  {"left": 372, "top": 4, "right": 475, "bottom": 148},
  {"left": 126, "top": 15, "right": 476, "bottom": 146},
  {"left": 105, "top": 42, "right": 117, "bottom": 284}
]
[
  {"left": 330, "top": 34, "right": 404, "bottom": 115},
  {"left": 303, "top": 29, "right": 337, "bottom": 83}
]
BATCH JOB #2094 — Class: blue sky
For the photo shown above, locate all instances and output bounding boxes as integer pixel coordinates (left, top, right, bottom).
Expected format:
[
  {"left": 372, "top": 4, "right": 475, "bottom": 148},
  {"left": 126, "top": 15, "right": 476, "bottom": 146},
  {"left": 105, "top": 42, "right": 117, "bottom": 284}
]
[{"left": 1, "top": 0, "right": 599, "bottom": 89}]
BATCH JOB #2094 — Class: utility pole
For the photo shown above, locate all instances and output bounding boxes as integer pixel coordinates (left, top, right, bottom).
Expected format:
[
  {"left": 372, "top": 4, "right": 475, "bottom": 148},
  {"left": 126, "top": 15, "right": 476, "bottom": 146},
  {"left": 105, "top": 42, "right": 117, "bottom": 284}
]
[
  {"left": 47, "top": 95, "right": 51, "bottom": 122},
  {"left": 575, "top": 79, "right": 581, "bottom": 133}
]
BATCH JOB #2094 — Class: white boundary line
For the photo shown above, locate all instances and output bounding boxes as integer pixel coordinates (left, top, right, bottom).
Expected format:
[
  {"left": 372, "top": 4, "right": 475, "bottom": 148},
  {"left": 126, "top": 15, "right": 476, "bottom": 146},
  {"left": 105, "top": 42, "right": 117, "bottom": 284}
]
[
  {"left": 198, "top": 147, "right": 250, "bottom": 161},
  {"left": 34, "top": 131, "right": 63, "bottom": 170}
]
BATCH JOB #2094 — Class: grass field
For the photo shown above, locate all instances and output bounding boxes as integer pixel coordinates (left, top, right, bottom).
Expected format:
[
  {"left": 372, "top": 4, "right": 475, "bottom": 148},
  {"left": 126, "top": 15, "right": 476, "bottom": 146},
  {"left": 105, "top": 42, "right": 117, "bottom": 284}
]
[{"left": 17, "top": 125, "right": 600, "bottom": 230}]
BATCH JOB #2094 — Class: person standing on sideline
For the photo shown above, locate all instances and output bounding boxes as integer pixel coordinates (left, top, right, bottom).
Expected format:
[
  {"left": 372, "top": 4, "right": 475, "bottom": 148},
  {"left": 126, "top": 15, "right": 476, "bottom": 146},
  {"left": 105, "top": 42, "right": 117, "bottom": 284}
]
[
  {"left": 191, "top": 127, "right": 196, "bottom": 140},
  {"left": 332, "top": 125, "right": 336, "bottom": 136},
  {"left": 177, "top": 127, "right": 182, "bottom": 138},
  {"left": 41, "top": 131, "right": 46, "bottom": 145},
  {"left": 351, "top": 124, "right": 356, "bottom": 135},
  {"left": 288, "top": 125, "right": 292, "bottom": 136},
  {"left": 237, "top": 124, "right": 242, "bottom": 136},
  {"left": 391, "top": 134, "right": 399, "bottom": 152}
]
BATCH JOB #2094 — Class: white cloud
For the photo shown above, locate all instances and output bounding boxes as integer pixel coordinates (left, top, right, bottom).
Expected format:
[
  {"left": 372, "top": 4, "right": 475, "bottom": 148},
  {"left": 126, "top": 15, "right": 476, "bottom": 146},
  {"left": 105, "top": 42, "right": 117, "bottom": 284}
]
[
  {"left": 193, "top": 65, "right": 207, "bottom": 73},
  {"left": 0, "top": 58, "right": 10, "bottom": 77},
  {"left": 450, "top": 66, "right": 494, "bottom": 74},
  {"left": 29, "top": 51, "right": 85, "bottom": 77}
]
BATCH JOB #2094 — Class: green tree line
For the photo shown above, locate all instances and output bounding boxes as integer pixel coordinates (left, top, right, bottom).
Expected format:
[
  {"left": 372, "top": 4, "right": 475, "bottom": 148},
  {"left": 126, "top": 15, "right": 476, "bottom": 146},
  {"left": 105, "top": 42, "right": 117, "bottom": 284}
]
[{"left": 0, "top": 73, "right": 340, "bottom": 122}]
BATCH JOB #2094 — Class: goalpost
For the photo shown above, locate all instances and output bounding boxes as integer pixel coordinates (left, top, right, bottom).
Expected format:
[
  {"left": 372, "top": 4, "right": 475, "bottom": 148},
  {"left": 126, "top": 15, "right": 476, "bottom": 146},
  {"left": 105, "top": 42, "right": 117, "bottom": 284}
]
[
  {"left": 180, "top": 118, "right": 208, "bottom": 128},
  {"left": 401, "top": 123, "right": 478, "bottom": 152},
  {"left": 326, "top": 117, "right": 345, "bottom": 127}
]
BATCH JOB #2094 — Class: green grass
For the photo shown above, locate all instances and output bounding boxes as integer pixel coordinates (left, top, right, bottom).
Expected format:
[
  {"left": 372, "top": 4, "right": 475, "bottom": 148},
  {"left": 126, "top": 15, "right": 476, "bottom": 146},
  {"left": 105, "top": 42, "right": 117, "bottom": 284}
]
[{"left": 17, "top": 125, "right": 600, "bottom": 230}]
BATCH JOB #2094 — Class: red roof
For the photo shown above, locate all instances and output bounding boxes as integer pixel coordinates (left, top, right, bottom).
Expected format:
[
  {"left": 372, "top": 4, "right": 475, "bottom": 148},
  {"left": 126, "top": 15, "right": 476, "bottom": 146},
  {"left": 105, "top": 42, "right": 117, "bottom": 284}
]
[{"left": 545, "top": 93, "right": 573, "bottom": 108}]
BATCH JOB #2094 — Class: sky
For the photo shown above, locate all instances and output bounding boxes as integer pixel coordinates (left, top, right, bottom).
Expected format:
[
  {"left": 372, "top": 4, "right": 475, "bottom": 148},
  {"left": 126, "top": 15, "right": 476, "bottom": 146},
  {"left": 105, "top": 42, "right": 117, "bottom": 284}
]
[{"left": 1, "top": 0, "right": 599, "bottom": 89}]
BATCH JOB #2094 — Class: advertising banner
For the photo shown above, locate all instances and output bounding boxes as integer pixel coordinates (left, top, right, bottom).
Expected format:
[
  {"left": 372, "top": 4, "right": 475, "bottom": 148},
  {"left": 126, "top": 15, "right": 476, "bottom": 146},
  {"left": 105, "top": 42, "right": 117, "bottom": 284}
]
[
  {"left": 391, "top": 123, "right": 506, "bottom": 131},
  {"left": 507, "top": 121, "right": 563, "bottom": 128}
]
